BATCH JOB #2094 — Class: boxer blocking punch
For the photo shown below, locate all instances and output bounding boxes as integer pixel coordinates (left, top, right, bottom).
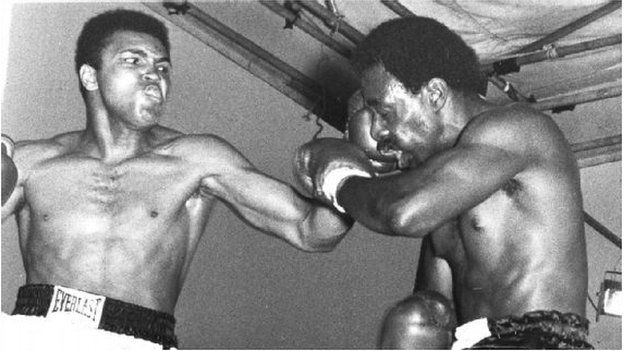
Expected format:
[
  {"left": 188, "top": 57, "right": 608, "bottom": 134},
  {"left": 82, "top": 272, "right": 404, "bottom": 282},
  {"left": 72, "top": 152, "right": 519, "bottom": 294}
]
[
  {"left": 294, "top": 16, "right": 592, "bottom": 349},
  {"left": 2, "top": 9, "right": 352, "bottom": 350}
]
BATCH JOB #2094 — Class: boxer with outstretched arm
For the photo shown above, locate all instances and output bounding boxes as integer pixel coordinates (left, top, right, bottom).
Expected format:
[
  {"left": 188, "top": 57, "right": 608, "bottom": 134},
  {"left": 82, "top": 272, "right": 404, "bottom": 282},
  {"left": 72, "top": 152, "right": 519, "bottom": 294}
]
[
  {"left": 1, "top": 9, "right": 351, "bottom": 349},
  {"left": 294, "top": 17, "right": 591, "bottom": 349}
]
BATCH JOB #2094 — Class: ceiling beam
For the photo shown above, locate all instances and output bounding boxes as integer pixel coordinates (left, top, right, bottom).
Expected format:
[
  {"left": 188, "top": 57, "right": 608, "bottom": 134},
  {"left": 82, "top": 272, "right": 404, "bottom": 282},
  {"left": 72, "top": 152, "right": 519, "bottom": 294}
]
[
  {"left": 573, "top": 134, "right": 621, "bottom": 169},
  {"left": 380, "top": 0, "right": 414, "bottom": 17},
  {"left": 514, "top": 0, "right": 621, "bottom": 54},
  {"left": 143, "top": 1, "right": 347, "bottom": 131},
  {"left": 532, "top": 85, "right": 621, "bottom": 112},
  {"left": 482, "top": 34, "right": 621, "bottom": 76},
  {"left": 584, "top": 211, "right": 622, "bottom": 248}
]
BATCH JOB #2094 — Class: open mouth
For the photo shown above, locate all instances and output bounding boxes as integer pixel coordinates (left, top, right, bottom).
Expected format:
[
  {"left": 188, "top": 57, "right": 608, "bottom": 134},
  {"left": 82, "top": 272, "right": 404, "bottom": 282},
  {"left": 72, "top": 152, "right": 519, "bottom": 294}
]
[
  {"left": 376, "top": 141, "right": 413, "bottom": 169},
  {"left": 377, "top": 141, "right": 400, "bottom": 157},
  {"left": 143, "top": 85, "right": 162, "bottom": 103}
]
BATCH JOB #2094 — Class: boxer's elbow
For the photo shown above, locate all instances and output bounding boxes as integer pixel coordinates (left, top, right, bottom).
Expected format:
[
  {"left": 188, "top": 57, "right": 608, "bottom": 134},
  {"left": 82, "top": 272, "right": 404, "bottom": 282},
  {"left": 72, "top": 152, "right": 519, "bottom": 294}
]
[
  {"left": 382, "top": 199, "right": 432, "bottom": 238},
  {"left": 295, "top": 209, "right": 351, "bottom": 252},
  {"left": 297, "top": 235, "right": 342, "bottom": 252},
  {"left": 297, "top": 224, "right": 350, "bottom": 252}
]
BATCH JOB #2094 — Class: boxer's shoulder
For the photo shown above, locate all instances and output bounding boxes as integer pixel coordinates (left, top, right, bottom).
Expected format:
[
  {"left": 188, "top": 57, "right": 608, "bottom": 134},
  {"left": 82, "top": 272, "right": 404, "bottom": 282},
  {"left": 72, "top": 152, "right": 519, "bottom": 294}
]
[
  {"left": 12, "top": 131, "right": 77, "bottom": 166},
  {"left": 155, "top": 132, "right": 244, "bottom": 165},
  {"left": 459, "top": 103, "right": 562, "bottom": 152},
  {"left": 159, "top": 132, "right": 232, "bottom": 151}
]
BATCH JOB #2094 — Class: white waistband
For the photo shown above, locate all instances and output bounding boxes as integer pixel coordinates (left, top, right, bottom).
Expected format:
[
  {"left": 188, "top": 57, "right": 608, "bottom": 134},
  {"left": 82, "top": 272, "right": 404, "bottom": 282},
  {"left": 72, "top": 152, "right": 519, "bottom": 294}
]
[{"left": 452, "top": 317, "right": 491, "bottom": 350}]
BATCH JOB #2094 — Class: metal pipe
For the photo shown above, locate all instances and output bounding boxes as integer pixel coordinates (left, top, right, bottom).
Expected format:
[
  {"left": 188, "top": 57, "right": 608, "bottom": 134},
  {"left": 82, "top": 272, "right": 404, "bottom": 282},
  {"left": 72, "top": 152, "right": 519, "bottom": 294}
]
[
  {"left": 294, "top": 0, "right": 365, "bottom": 44},
  {"left": 532, "top": 85, "right": 621, "bottom": 111},
  {"left": 515, "top": 0, "right": 621, "bottom": 54},
  {"left": 584, "top": 211, "right": 622, "bottom": 248},
  {"left": 380, "top": 0, "right": 414, "bottom": 17},
  {"left": 259, "top": 0, "right": 354, "bottom": 57},
  {"left": 575, "top": 141, "right": 621, "bottom": 169},
  {"left": 481, "top": 35, "right": 621, "bottom": 75},
  {"left": 571, "top": 135, "right": 621, "bottom": 153}
]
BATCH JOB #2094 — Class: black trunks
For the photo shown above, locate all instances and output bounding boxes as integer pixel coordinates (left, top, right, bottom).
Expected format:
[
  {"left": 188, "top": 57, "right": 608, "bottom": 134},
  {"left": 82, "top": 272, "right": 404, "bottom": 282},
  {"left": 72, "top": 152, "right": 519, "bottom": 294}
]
[
  {"left": 12, "top": 284, "right": 178, "bottom": 349},
  {"left": 468, "top": 310, "right": 593, "bottom": 349}
]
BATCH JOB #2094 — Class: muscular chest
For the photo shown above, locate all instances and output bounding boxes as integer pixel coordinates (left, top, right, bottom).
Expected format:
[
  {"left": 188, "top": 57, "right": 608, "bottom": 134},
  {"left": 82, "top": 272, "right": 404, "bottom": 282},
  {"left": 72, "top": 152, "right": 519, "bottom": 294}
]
[
  {"left": 431, "top": 179, "right": 524, "bottom": 260},
  {"left": 24, "top": 155, "right": 199, "bottom": 217}
]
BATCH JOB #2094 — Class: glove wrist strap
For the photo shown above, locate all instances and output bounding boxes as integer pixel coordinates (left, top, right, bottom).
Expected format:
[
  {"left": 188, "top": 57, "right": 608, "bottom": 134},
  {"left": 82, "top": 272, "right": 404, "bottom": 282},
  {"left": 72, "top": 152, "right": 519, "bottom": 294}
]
[{"left": 321, "top": 167, "right": 372, "bottom": 213}]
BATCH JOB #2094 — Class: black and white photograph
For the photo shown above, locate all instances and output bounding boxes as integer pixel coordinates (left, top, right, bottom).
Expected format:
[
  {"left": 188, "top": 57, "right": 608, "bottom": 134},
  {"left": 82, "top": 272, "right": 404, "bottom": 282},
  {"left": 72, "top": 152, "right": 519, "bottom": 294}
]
[{"left": 0, "top": 1, "right": 621, "bottom": 349}]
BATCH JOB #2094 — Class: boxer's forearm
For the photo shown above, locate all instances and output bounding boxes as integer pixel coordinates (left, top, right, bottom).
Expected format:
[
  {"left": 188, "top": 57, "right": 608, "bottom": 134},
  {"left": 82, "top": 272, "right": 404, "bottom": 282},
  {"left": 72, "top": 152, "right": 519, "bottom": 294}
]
[
  {"left": 336, "top": 176, "right": 395, "bottom": 234},
  {"left": 337, "top": 176, "right": 430, "bottom": 238}
]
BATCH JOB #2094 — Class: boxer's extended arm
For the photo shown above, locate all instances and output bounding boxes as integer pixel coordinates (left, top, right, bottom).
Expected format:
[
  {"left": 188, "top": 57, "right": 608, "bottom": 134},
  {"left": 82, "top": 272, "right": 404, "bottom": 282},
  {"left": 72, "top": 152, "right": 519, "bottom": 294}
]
[
  {"left": 195, "top": 135, "right": 352, "bottom": 252},
  {"left": 337, "top": 114, "right": 541, "bottom": 238}
]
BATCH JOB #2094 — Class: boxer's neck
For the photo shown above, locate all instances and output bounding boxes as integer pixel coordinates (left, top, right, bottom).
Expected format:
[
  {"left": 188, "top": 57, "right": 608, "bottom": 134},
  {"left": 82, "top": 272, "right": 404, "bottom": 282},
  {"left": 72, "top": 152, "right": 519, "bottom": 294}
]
[
  {"left": 436, "top": 92, "right": 492, "bottom": 148},
  {"left": 83, "top": 109, "right": 155, "bottom": 163}
]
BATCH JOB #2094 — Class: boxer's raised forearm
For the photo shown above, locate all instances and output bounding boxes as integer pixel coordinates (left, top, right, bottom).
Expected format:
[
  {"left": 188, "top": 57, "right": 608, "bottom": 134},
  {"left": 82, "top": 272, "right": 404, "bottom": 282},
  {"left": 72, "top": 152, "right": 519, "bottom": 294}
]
[{"left": 336, "top": 176, "right": 400, "bottom": 235}]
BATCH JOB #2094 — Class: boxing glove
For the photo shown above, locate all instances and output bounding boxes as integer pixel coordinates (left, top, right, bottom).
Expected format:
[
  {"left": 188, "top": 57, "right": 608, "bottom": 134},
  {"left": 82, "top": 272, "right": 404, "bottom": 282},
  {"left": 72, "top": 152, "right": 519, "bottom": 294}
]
[
  {"left": 293, "top": 138, "right": 374, "bottom": 213},
  {"left": 345, "top": 90, "right": 397, "bottom": 174},
  {"left": 379, "top": 290, "right": 456, "bottom": 349},
  {"left": 2, "top": 134, "right": 17, "bottom": 205}
]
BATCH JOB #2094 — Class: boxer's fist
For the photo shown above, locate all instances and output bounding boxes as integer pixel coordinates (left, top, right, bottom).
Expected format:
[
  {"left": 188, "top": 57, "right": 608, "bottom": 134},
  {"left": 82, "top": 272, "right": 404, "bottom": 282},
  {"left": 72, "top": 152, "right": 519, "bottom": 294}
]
[
  {"left": 379, "top": 291, "right": 456, "bottom": 349},
  {"left": 293, "top": 138, "right": 374, "bottom": 212},
  {"left": 2, "top": 135, "right": 17, "bottom": 205},
  {"left": 345, "top": 90, "right": 397, "bottom": 174}
]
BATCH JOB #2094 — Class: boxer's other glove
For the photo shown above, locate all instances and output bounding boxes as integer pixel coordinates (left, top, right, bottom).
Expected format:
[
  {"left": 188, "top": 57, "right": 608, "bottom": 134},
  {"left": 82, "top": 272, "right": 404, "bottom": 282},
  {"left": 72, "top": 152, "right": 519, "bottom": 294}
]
[
  {"left": 293, "top": 138, "right": 374, "bottom": 213},
  {"left": 1, "top": 134, "right": 17, "bottom": 205},
  {"left": 345, "top": 90, "right": 397, "bottom": 174}
]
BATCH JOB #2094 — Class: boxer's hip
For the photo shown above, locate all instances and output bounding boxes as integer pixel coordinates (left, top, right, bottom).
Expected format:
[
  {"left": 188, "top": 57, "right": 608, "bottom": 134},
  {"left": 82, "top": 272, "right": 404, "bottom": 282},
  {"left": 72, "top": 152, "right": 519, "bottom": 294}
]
[
  {"left": 12, "top": 284, "right": 178, "bottom": 349},
  {"left": 453, "top": 310, "right": 593, "bottom": 349}
]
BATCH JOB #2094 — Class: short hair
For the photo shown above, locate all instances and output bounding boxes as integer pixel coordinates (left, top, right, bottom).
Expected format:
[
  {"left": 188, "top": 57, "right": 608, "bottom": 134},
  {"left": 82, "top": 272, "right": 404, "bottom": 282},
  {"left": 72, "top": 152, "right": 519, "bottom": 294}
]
[
  {"left": 75, "top": 9, "right": 170, "bottom": 74},
  {"left": 351, "top": 16, "right": 483, "bottom": 94}
]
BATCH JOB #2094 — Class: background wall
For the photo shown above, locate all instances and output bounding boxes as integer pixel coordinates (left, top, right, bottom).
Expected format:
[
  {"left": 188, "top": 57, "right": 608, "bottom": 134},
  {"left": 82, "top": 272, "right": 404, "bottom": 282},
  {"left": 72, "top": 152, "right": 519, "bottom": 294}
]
[{"left": 1, "top": 2, "right": 621, "bottom": 349}]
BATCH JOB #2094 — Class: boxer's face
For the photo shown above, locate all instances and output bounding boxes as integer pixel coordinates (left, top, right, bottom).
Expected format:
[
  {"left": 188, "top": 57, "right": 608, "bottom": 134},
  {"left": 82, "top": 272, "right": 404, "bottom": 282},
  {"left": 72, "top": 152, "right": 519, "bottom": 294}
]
[
  {"left": 93, "top": 30, "right": 171, "bottom": 129},
  {"left": 361, "top": 64, "right": 443, "bottom": 166}
]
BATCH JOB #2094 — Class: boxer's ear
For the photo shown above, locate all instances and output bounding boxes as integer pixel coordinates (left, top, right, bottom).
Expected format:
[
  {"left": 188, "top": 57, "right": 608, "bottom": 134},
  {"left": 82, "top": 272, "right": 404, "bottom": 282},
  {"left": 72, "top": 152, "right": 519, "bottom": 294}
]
[
  {"left": 79, "top": 64, "right": 98, "bottom": 91},
  {"left": 425, "top": 78, "right": 448, "bottom": 111}
]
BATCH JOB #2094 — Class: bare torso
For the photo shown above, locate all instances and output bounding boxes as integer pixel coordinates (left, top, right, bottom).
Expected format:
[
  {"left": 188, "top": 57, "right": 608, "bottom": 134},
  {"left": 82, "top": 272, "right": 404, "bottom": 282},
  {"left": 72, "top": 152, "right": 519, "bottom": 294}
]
[
  {"left": 419, "top": 105, "right": 587, "bottom": 324},
  {"left": 10, "top": 128, "right": 216, "bottom": 314}
]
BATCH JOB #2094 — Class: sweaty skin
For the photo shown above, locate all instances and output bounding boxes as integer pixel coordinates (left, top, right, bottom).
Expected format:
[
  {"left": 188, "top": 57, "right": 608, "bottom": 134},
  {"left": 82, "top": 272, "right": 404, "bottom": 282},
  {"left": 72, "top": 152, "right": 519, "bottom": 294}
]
[
  {"left": 1, "top": 30, "right": 351, "bottom": 315},
  {"left": 338, "top": 64, "right": 587, "bottom": 323}
]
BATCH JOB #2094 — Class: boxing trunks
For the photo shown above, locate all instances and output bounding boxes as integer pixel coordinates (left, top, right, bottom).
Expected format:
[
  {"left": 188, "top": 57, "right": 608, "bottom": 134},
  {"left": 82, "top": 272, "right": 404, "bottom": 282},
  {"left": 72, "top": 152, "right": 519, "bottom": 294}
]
[
  {"left": 10, "top": 284, "right": 178, "bottom": 349},
  {"left": 452, "top": 310, "right": 593, "bottom": 349}
]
